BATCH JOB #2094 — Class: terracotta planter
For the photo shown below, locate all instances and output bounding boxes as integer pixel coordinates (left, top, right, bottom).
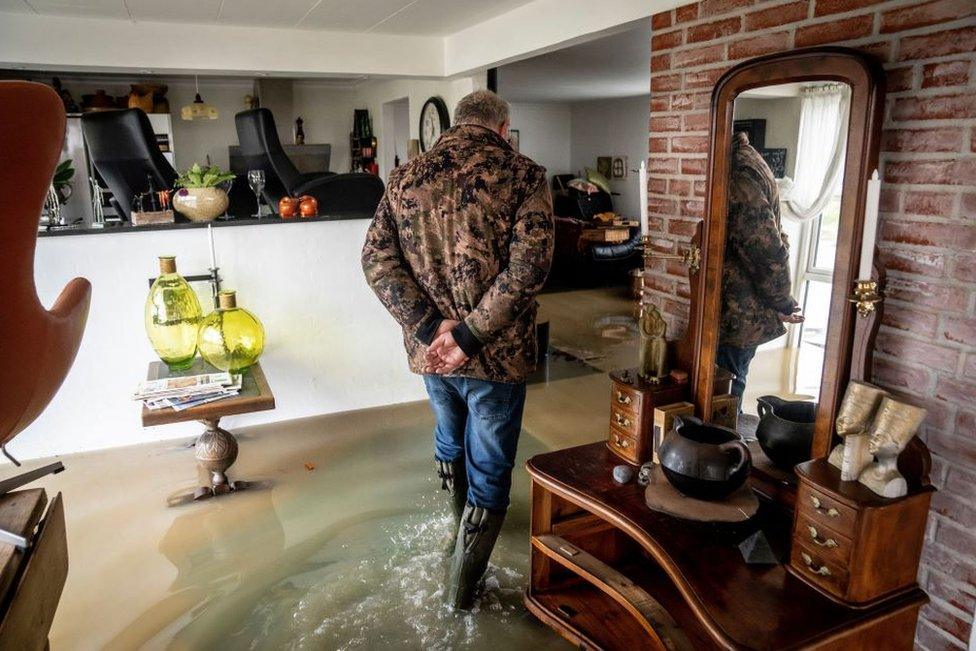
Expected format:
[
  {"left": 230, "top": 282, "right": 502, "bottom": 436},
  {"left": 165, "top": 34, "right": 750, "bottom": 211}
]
[{"left": 173, "top": 187, "right": 228, "bottom": 222}]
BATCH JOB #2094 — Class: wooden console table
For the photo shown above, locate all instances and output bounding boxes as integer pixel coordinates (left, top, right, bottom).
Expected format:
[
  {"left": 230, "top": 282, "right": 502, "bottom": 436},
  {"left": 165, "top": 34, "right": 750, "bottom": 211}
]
[
  {"left": 525, "top": 442, "right": 927, "bottom": 650},
  {"left": 142, "top": 360, "right": 275, "bottom": 502}
]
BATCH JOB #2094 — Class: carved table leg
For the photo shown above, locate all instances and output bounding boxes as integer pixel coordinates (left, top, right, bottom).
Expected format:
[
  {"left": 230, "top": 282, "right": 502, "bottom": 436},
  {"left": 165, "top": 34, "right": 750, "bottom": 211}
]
[{"left": 193, "top": 418, "right": 247, "bottom": 500}]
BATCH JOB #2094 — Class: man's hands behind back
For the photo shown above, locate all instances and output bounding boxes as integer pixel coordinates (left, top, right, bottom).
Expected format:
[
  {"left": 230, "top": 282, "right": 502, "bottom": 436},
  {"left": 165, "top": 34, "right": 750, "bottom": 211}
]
[{"left": 423, "top": 319, "right": 470, "bottom": 375}]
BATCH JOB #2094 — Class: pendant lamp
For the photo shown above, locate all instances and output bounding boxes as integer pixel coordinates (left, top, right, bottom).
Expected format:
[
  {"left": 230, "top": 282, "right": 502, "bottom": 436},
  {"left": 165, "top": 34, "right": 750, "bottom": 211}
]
[{"left": 181, "top": 75, "right": 218, "bottom": 121}]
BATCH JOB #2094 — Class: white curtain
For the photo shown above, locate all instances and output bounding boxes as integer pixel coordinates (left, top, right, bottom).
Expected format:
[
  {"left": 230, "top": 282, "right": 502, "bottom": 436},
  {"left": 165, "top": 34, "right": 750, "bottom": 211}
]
[{"left": 780, "top": 84, "right": 851, "bottom": 222}]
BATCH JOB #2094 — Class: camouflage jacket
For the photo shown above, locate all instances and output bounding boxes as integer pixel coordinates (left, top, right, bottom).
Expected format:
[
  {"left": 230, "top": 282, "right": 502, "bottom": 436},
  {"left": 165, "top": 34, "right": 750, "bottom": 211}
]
[
  {"left": 720, "top": 132, "right": 796, "bottom": 348},
  {"left": 361, "top": 123, "right": 554, "bottom": 383}
]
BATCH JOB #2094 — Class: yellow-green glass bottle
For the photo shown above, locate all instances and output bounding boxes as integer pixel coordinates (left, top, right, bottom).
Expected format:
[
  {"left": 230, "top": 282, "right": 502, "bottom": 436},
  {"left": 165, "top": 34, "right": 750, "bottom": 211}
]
[
  {"left": 197, "top": 290, "right": 265, "bottom": 373},
  {"left": 144, "top": 256, "right": 203, "bottom": 371}
]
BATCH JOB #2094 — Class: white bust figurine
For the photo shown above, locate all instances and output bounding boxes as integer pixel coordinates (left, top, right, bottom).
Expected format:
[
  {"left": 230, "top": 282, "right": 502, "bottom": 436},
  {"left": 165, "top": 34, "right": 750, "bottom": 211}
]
[
  {"left": 858, "top": 397, "right": 927, "bottom": 498},
  {"left": 828, "top": 381, "right": 888, "bottom": 481}
]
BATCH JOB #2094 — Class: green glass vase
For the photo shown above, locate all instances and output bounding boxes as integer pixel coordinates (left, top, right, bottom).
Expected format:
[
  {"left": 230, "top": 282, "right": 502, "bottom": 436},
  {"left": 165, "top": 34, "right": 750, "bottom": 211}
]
[
  {"left": 197, "top": 291, "right": 265, "bottom": 374},
  {"left": 145, "top": 256, "right": 203, "bottom": 371}
]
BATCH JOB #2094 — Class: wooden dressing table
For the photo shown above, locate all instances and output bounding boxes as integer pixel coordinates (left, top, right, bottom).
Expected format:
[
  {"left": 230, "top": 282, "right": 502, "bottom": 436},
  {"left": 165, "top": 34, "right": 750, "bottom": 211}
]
[
  {"left": 524, "top": 47, "right": 930, "bottom": 650},
  {"left": 525, "top": 443, "right": 927, "bottom": 650}
]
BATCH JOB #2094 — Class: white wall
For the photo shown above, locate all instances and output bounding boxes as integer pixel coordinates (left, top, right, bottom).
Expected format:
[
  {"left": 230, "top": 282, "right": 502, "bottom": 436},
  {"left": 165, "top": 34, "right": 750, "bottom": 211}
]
[
  {"left": 508, "top": 103, "right": 572, "bottom": 178},
  {"left": 733, "top": 96, "right": 802, "bottom": 178},
  {"left": 292, "top": 83, "right": 359, "bottom": 173},
  {"left": 23, "top": 220, "right": 425, "bottom": 460},
  {"left": 293, "top": 75, "right": 483, "bottom": 178},
  {"left": 444, "top": 0, "right": 680, "bottom": 75},
  {"left": 504, "top": 98, "right": 651, "bottom": 217},
  {"left": 569, "top": 95, "right": 650, "bottom": 219}
]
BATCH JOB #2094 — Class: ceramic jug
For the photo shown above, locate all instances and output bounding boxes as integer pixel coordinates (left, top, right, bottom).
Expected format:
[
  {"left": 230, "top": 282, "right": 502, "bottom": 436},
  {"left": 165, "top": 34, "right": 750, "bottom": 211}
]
[
  {"left": 658, "top": 415, "right": 751, "bottom": 500},
  {"left": 755, "top": 395, "right": 816, "bottom": 470}
]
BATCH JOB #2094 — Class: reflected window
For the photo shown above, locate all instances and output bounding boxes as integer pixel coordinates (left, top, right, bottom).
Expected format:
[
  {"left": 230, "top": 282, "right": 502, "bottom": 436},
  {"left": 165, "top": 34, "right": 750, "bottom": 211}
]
[{"left": 792, "top": 186, "right": 841, "bottom": 398}]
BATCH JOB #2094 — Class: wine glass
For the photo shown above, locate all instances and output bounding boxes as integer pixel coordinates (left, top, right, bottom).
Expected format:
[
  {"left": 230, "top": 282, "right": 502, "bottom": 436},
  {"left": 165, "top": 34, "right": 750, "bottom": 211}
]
[{"left": 247, "top": 170, "right": 266, "bottom": 218}]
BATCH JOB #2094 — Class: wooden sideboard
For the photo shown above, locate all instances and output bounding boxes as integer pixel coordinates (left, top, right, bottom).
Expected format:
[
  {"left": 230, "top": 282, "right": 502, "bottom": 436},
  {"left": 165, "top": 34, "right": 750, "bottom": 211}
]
[
  {"left": 0, "top": 488, "right": 68, "bottom": 650},
  {"left": 525, "top": 442, "right": 927, "bottom": 650}
]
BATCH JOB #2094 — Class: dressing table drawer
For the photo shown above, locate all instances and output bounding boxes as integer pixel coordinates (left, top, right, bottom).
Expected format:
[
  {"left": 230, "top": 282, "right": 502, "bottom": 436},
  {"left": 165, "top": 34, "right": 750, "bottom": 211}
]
[
  {"left": 607, "top": 369, "right": 687, "bottom": 466},
  {"left": 607, "top": 426, "right": 640, "bottom": 464},
  {"left": 791, "top": 542, "right": 850, "bottom": 599},
  {"left": 798, "top": 485, "right": 857, "bottom": 538},
  {"left": 612, "top": 385, "right": 641, "bottom": 414},
  {"left": 610, "top": 407, "right": 639, "bottom": 437},
  {"left": 795, "top": 512, "right": 853, "bottom": 566}
]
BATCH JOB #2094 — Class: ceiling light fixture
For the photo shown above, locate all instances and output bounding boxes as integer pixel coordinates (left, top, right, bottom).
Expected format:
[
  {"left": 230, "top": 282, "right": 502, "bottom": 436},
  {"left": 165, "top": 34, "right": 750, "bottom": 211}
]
[{"left": 181, "top": 75, "right": 219, "bottom": 121}]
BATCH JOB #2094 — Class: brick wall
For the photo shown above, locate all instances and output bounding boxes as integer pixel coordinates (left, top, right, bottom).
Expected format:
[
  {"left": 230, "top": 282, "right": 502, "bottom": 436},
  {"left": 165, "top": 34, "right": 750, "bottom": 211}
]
[{"left": 645, "top": 0, "right": 976, "bottom": 647}]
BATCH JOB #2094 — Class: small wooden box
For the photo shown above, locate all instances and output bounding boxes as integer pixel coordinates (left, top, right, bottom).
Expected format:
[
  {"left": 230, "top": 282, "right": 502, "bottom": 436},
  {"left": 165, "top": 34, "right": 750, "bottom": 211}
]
[
  {"left": 652, "top": 402, "right": 695, "bottom": 463},
  {"left": 132, "top": 209, "right": 175, "bottom": 226},
  {"left": 789, "top": 458, "right": 934, "bottom": 606},
  {"left": 607, "top": 369, "right": 687, "bottom": 465}
]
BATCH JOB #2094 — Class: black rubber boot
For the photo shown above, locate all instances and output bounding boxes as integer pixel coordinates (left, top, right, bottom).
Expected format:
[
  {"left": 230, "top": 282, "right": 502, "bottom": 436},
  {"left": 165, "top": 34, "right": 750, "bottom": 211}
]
[
  {"left": 445, "top": 502, "right": 506, "bottom": 611},
  {"left": 435, "top": 458, "right": 468, "bottom": 523}
]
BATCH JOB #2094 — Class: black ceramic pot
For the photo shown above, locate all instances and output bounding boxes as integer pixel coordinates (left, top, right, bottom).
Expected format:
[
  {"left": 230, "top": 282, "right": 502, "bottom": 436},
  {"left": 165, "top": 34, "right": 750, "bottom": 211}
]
[
  {"left": 658, "top": 415, "right": 752, "bottom": 500},
  {"left": 755, "top": 395, "right": 817, "bottom": 470}
]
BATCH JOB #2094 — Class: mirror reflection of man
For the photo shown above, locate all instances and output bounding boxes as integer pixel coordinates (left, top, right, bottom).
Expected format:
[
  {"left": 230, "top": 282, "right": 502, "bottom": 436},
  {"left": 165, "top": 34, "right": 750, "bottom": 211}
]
[
  {"left": 718, "top": 131, "right": 804, "bottom": 405},
  {"left": 362, "top": 90, "right": 554, "bottom": 611}
]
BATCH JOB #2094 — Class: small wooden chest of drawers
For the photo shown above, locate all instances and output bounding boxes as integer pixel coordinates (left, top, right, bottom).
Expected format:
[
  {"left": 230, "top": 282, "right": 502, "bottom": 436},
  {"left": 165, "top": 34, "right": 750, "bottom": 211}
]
[
  {"left": 607, "top": 369, "right": 687, "bottom": 465},
  {"left": 789, "top": 458, "right": 934, "bottom": 606}
]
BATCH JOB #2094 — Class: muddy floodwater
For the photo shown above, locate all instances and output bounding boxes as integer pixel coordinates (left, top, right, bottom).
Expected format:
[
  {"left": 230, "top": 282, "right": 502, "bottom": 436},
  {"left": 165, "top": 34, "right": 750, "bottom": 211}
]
[{"left": 33, "top": 288, "right": 633, "bottom": 650}]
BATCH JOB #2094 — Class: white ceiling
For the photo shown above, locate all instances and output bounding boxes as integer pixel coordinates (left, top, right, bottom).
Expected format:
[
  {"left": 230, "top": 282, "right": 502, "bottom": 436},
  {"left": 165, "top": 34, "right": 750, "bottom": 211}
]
[
  {"left": 0, "top": 0, "right": 536, "bottom": 35},
  {"left": 496, "top": 20, "right": 651, "bottom": 103}
]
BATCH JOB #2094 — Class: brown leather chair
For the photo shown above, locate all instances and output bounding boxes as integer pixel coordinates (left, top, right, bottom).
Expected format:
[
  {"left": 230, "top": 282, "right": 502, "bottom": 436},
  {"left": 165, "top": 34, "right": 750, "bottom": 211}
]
[{"left": 0, "top": 81, "right": 91, "bottom": 461}]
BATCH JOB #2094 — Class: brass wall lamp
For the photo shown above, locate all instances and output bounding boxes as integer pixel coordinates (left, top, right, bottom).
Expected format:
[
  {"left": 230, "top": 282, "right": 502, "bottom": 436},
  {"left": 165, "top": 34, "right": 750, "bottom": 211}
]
[
  {"left": 641, "top": 234, "right": 701, "bottom": 275},
  {"left": 849, "top": 279, "right": 882, "bottom": 317}
]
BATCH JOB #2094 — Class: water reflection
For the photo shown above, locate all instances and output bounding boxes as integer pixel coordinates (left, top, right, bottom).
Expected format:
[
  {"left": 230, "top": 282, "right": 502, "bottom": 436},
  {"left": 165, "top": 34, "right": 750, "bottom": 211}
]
[{"left": 101, "top": 424, "right": 565, "bottom": 650}]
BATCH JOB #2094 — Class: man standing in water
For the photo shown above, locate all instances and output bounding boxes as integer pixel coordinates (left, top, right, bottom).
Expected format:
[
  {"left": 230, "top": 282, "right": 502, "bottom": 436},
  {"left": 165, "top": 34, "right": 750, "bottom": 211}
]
[{"left": 362, "top": 90, "right": 553, "bottom": 610}]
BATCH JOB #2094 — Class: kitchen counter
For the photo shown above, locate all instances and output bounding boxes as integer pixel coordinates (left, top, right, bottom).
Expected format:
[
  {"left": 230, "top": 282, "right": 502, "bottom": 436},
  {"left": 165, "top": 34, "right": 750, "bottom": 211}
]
[{"left": 37, "top": 211, "right": 373, "bottom": 237}]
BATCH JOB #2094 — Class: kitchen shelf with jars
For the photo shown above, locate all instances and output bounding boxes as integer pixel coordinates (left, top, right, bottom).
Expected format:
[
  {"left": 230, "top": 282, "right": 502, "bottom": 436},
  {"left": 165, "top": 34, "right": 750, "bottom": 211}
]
[{"left": 350, "top": 108, "right": 379, "bottom": 175}]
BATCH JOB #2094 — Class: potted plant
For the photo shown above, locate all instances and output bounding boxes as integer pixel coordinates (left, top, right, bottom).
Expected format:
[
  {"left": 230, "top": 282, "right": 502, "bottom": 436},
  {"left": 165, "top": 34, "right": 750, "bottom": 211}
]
[{"left": 172, "top": 163, "right": 236, "bottom": 222}]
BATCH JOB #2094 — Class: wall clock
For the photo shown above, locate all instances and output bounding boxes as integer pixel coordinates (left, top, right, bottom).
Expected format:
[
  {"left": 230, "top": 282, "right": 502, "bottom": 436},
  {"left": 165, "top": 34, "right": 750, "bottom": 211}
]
[{"left": 419, "top": 96, "right": 450, "bottom": 152}]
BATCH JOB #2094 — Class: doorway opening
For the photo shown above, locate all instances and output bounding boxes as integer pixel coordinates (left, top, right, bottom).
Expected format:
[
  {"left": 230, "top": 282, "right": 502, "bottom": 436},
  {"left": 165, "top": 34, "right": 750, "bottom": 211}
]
[
  {"left": 496, "top": 21, "right": 651, "bottom": 374},
  {"left": 381, "top": 97, "right": 409, "bottom": 180}
]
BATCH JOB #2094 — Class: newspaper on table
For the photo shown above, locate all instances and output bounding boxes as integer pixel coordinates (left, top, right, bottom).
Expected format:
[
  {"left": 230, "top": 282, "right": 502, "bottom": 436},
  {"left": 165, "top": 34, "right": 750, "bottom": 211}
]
[{"left": 135, "top": 372, "right": 242, "bottom": 411}]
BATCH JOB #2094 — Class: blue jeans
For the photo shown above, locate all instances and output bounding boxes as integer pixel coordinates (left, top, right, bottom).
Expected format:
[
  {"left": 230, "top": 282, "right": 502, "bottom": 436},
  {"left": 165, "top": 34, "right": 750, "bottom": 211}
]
[
  {"left": 423, "top": 375, "right": 527, "bottom": 511},
  {"left": 716, "top": 343, "right": 758, "bottom": 409}
]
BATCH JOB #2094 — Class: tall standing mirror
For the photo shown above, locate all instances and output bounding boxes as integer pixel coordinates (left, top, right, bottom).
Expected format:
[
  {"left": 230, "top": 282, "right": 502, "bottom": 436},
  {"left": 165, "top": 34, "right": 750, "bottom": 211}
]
[
  {"left": 722, "top": 81, "right": 851, "bottom": 455},
  {"left": 690, "top": 49, "right": 885, "bottom": 494}
]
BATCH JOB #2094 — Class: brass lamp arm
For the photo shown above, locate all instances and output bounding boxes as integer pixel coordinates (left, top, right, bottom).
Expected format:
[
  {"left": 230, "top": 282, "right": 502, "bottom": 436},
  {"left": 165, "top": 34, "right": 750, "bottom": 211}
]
[{"left": 641, "top": 235, "right": 701, "bottom": 275}]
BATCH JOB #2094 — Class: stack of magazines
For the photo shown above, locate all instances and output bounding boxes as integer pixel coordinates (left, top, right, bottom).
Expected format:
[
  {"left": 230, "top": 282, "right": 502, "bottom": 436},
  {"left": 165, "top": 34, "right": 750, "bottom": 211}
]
[{"left": 134, "top": 372, "right": 243, "bottom": 412}]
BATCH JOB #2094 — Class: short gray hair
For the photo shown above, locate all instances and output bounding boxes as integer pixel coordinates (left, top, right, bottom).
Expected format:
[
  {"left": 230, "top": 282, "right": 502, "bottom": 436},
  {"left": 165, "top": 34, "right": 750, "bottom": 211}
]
[{"left": 453, "top": 90, "right": 509, "bottom": 129}]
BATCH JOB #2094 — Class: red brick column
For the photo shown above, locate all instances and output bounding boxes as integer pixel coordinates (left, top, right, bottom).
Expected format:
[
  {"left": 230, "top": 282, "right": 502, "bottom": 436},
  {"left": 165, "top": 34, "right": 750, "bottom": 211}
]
[{"left": 646, "top": 0, "right": 976, "bottom": 647}]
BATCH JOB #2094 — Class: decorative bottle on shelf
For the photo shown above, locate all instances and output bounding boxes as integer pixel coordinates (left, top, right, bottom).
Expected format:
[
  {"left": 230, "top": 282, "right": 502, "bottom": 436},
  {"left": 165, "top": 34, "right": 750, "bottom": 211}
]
[
  {"left": 197, "top": 290, "right": 265, "bottom": 374},
  {"left": 144, "top": 256, "right": 203, "bottom": 370}
]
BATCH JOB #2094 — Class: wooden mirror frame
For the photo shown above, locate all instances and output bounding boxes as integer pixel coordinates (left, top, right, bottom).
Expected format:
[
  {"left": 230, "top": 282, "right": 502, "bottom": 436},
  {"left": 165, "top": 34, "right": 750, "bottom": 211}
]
[{"left": 689, "top": 47, "right": 885, "bottom": 461}]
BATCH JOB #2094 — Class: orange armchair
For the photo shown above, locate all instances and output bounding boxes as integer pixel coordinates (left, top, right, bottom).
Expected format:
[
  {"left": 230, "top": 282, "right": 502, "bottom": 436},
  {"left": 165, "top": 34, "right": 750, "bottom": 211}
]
[{"left": 0, "top": 82, "right": 91, "bottom": 461}]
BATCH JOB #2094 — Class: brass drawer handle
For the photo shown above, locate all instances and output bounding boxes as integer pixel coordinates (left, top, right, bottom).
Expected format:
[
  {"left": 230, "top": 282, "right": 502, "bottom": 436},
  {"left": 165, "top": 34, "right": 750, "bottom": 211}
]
[
  {"left": 807, "top": 526, "right": 838, "bottom": 549},
  {"left": 801, "top": 552, "right": 832, "bottom": 576},
  {"left": 614, "top": 413, "right": 632, "bottom": 428},
  {"left": 809, "top": 496, "right": 840, "bottom": 518},
  {"left": 616, "top": 391, "right": 632, "bottom": 406},
  {"left": 612, "top": 434, "right": 630, "bottom": 449}
]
